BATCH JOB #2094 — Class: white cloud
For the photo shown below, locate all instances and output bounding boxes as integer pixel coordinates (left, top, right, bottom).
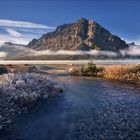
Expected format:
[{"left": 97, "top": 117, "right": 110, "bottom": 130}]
[
  {"left": 0, "top": 19, "right": 56, "bottom": 45},
  {"left": 0, "top": 34, "right": 30, "bottom": 45},
  {"left": 0, "top": 19, "right": 55, "bottom": 29},
  {"left": 5, "top": 28, "right": 22, "bottom": 37},
  {"left": 15, "top": 28, "right": 47, "bottom": 35},
  {"left": 123, "top": 37, "right": 140, "bottom": 45},
  {"left": 0, "top": 52, "right": 7, "bottom": 58},
  {"left": 31, "top": 49, "right": 117, "bottom": 57},
  {"left": 120, "top": 45, "right": 140, "bottom": 56}
]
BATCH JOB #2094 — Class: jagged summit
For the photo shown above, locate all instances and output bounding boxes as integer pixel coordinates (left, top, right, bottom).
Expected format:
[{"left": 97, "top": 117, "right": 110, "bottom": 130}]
[
  {"left": 128, "top": 42, "right": 135, "bottom": 46},
  {"left": 77, "top": 17, "right": 88, "bottom": 22},
  {"left": 27, "top": 18, "right": 128, "bottom": 51}
]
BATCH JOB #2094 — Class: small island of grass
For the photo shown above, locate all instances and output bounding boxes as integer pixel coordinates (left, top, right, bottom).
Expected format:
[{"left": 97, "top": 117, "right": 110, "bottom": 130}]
[{"left": 69, "top": 61, "right": 140, "bottom": 85}]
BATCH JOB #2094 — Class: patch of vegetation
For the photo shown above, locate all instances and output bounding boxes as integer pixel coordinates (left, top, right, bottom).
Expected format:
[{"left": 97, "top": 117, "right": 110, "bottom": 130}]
[
  {"left": 102, "top": 65, "right": 140, "bottom": 84},
  {"left": 69, "top": 61, "right": 140, "bottom": 85},
  {"left": 0, "top": 72, "right": 62, "bottom": 130},
  {"left": 69, "top": 60, "right": 98, "bottom": 76},
  {"left": 82, "top": 61, "right": 98, "bottom": 76}
]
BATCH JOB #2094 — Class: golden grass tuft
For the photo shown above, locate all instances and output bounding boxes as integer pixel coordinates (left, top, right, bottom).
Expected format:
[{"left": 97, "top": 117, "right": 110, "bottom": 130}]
[
  {"left": 103, "top": 65, "right": 140, "bottom": 83},
  {"left": 69, "top": 64, "right": 140, "bottom": 85}
]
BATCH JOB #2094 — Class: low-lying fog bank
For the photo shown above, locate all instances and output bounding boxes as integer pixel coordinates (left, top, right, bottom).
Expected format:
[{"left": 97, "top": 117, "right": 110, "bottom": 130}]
[
  {"left": 0, "top": 59, "right": 140, "bottom": 65},
  {"left": 1, "top": 42, "right": 140, "bottom": 60}
]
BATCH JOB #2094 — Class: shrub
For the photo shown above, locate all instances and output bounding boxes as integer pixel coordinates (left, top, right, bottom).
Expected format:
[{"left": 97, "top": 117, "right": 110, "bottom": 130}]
[
  {"left": 84, "top": 61, "right": 98, "bottom": 76},
  {"left": 0, "top": 73, "right": 62, "bottom": 102},
  {"left": 0, "top": 72, "right": 62, "bottom": 130},
  {"left": 69, "top": 60, "right": 98, "bottom": 76}
]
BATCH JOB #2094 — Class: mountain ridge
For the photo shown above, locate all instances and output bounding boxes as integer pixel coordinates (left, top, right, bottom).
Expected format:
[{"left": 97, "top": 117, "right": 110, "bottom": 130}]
[
  {"left": 27, "top": 18, "right": 128, "bottom": 51},
  {"left": 2, "top": 18, "right": 140, "bottom": 60}
]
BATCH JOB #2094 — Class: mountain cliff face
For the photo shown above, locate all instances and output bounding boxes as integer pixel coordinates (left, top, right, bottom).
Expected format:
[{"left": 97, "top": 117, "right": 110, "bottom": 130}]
[{"left": 27, "top": 18, "right": 128, "bottom": 51}]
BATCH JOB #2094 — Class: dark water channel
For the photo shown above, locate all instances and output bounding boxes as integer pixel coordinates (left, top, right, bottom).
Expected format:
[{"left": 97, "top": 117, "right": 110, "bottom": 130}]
[{"left": 1, "top": 71, "right": 140, "bottom": 140}]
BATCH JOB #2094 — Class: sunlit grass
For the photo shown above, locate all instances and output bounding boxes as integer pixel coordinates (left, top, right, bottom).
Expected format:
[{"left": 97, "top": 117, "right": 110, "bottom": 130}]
[
  {"left": 69, "top": 63, "right": 140, "bottom": 85},
  {"left": 102, "top": 65, "right": 140, "bottom": 83}
]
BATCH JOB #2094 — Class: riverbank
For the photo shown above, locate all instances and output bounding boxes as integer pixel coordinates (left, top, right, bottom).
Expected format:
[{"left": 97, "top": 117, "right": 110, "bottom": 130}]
[
  {"left": 69, "top": 63, "right": 140, "bottom": 85},
  {"left": 1, "top": 63, "right": 140, "bottom": 134},
  {"left": 3, "top": 68, "right": 140, "bottom": 140},
  {"left": 0, "top": 65, "right": 62, "bottom": 131},
  {"left": 1, "top": 64, "right": 140, "bottom": 139}
]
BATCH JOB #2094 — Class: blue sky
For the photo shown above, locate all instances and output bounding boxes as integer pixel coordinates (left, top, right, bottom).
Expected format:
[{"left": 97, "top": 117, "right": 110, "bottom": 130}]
[{"left": 0, "top": 0, "right": 140, "bottom": 45}]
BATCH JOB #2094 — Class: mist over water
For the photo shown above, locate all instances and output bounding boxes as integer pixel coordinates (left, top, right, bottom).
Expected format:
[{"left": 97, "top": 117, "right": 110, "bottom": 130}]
[
  {"left": 120, "top": 45, "right": 140, "bottom": 56},
  {"left": 0, "top": 59, "right": 140, "bottom": 65},
  {"left": 31, "top": 49, "right": 118, "bottom": 57},
  {"left": 0, "top": 51, "right": 7, "bottom": 58},
  {"left": 0, "top": 43, "right": 140, "bottom": 60},
  {"left": 31, "top": 45, "right": 140, "bottom": 57}
]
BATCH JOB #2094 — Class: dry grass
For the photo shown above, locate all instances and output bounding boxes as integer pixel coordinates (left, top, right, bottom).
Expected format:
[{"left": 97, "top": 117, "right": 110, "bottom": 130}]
[
  {"left": 5, "top": 64, "right": 37, "bottom": 73},
  {"left": 102, "top": 65, "right": 140, "bottom": 84},
  {"left": 69, "top": 64, "right": 140, "bottom": 85}
]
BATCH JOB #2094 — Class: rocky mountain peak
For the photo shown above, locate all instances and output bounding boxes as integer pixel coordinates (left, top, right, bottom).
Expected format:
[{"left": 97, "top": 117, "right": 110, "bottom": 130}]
[
  {"left": 77, "top": 17, "right": 88, "bottom": 23},
  {"left": 128, "top": 42, "right": 135, "bottom": 46},
  {"left": 27, "top": 18, "right": 128, "bottom": 51}
]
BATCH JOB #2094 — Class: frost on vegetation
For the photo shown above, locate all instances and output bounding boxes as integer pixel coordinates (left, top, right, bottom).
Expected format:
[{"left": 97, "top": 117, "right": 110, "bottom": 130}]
[
  {"left": 0, "top": 72, "right": 62, "bottom": 130},
  {"left": 0, "top": 73, "right": 61, "bottom": 98}
]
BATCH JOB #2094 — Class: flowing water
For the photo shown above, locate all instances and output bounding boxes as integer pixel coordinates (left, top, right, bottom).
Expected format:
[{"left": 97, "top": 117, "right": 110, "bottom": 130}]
[{"left": 1, "top": 68, "right": 140, "bottom": 140}]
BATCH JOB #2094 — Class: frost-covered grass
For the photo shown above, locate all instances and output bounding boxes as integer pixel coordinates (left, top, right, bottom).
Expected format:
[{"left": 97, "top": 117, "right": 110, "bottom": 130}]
[{"left": 0, "top": 72, "right": 62, "bottom": 130}]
